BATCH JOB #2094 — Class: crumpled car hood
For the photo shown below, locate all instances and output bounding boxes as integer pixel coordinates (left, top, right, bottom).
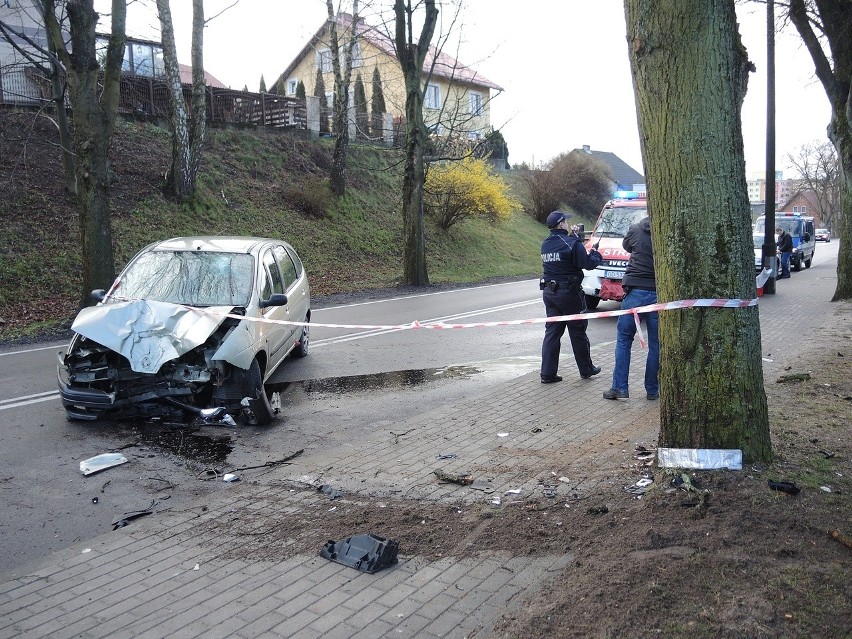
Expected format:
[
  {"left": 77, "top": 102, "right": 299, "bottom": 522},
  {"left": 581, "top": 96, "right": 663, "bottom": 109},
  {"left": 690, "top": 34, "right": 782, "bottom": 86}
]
[{"left": 71, "top": 299, "right": 234, "bottom": 374}]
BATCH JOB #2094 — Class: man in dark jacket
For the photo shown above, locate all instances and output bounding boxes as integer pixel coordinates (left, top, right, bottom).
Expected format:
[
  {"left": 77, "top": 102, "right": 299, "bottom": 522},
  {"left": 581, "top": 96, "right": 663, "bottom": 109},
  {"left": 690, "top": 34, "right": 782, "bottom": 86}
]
[
  {"left": 540, "top": 210, "right": 603, "bottom": 383},
  {"left": 776, "top": 227, "right": 793, "bottom": 278},
  {"left": 603, "top": 215, "right": 659, "bottom": 400}
]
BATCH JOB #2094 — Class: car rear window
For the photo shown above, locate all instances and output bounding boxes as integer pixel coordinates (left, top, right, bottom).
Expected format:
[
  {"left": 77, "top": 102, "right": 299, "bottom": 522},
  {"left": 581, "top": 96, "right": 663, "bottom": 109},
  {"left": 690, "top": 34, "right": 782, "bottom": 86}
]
[{"left": 114, "top": 251, "right": 255, "bottom": 306}]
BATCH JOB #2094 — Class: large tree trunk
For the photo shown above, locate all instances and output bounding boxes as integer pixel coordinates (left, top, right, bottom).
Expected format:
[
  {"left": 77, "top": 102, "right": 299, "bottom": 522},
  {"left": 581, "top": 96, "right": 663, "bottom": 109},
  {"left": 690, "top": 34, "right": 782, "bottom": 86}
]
[
  {"left": 788, "top": 0, "right": 852, "bottom": 301},
  {"left": 394, "top": 0, "right": 437, "bottom": 286},
  {"left": 46, "top": 0, "right": 125, "bottom": 306},
  {"left": 625, "top": 0, "right": 771, "bottom": 462}
]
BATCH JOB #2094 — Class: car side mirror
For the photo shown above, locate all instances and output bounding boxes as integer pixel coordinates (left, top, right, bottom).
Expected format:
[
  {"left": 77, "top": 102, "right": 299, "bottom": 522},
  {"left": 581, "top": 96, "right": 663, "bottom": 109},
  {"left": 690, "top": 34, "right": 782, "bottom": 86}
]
[
  {"left": 259, "top": 293, "right": 288, "bottom": 308},
  {"left": 90, "top": 289, "right": 106, "bottom": 304}
]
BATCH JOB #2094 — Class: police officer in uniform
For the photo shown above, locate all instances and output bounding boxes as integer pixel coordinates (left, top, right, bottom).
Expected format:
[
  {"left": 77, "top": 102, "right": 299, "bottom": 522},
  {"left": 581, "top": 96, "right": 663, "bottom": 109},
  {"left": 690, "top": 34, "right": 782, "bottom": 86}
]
[{"left": 540, "top": 210, "right": 603, "bottom": 383}]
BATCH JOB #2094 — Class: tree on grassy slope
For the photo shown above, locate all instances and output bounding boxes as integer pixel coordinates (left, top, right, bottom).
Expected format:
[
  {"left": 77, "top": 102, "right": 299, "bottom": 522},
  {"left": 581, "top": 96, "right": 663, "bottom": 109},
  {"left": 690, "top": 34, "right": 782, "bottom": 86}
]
[
  {"left": 155, "top": 0, "right": 206, "bottom": 203},
  {"left": 43, "top": 0, "right": 126, "bottom": 305},
  {"left": 394, "top": 0, "right": 438, "bottom": 286}
]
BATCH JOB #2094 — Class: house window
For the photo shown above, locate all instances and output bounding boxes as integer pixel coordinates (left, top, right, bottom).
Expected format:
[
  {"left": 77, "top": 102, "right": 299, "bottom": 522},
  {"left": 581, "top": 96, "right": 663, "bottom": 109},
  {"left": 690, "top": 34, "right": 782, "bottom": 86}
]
[
  {"left": 317, "top": 48, "right": 333, "bottom": 73},
  {"left": 287, "top": 79, "right": 297, "bottom": 95},
  {"left": 97, "top": 37, "right": 164, "bottom": 79},
  {"left": 469, "top": 91, "right": 483, "bottom": 116},
  {"left": 325, "top": 92, "right": 334, "bottom": 109},
  {"left": 351, "top": 42, "right": 362, "bottom": 68},
  {"left": 467, "top": 131, "right": 481, "bottom": 141},
  {"left": 424, "top": 83, "right": 441, "bottom": 109}
]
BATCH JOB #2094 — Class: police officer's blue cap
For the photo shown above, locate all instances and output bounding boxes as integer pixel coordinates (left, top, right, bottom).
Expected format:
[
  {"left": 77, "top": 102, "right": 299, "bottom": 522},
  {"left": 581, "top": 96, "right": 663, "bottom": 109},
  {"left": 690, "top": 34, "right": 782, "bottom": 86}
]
[{"left": 546, "top": 210, "right": 570, "bottom": 228}]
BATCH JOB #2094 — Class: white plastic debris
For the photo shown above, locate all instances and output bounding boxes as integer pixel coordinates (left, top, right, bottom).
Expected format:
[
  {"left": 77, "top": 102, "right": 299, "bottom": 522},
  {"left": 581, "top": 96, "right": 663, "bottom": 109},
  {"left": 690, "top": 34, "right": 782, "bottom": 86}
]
[
  {"left": 222, "top": 473, "right": 239, "bottom": 482},
  {"left": 820, "top": 486, "right": 832, "bottom": 493},
  {"left": 657, "top": 448, "right": 742, "bottom": 470},
  {"left": 80, "top": 453, "right": 129, "bottom": 476},
  {"left": 504, "top": 488, "right": 522, "bottom": 495},
  {"left": 756, "top": 267, "right": 773, "bottom": 289},
  {"left": 558, "top": 476, "right": 570, "bottom": 483},
  {"left": 497, "top": 433, "right": 509, "bottom": 438}
]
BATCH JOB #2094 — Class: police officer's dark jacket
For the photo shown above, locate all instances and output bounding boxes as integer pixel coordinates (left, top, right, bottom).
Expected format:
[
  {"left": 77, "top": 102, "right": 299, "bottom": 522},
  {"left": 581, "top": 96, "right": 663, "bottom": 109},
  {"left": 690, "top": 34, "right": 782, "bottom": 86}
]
[{"left": 541, "top": 229, "right": 602, "bottom": 280}]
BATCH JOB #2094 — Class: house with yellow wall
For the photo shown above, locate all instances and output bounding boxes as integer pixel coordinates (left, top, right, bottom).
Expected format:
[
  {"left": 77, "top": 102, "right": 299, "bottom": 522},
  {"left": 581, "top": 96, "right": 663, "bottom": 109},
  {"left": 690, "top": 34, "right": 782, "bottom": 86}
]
[{"left": 276, "top": 12, "right": 502, "bottom": 142}]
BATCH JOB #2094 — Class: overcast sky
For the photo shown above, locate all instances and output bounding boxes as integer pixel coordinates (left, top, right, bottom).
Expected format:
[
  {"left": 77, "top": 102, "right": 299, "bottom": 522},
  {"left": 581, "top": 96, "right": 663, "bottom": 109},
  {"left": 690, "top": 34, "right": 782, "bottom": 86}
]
[{"left": 115, "top": 0, "right": 832, "bottom": 179}]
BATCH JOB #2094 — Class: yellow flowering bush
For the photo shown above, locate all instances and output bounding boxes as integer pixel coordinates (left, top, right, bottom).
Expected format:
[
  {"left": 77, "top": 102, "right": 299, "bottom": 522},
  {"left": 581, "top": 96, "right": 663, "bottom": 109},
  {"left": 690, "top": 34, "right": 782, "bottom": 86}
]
[{"left": 424, "top": 157, "right": 520, "bottom": 229}]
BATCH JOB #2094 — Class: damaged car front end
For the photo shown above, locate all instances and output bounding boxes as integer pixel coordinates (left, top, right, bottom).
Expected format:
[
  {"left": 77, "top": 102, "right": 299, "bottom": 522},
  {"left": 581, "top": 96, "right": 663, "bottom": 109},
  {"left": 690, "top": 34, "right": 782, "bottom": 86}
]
[{"left": 58, "top": 237, "right": 311, "bottom": 425}]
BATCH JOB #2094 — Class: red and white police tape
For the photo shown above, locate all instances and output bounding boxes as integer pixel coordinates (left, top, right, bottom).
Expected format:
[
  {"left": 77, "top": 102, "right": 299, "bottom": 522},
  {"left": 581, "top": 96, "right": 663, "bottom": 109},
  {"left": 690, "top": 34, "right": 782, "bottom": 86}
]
[{"left": 193, "top": 296, "right": 758, "bottom": 336}]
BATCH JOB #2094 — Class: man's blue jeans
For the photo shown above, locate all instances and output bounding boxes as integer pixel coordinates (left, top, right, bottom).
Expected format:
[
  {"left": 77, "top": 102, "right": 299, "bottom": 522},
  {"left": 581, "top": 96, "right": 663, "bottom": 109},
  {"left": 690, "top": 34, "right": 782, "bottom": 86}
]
[
  {"left": 611, "top": 288, "right": 659, "bottom": 396},
  {"left": 779, "top": 251, "right": 791, "bottom": 277}
]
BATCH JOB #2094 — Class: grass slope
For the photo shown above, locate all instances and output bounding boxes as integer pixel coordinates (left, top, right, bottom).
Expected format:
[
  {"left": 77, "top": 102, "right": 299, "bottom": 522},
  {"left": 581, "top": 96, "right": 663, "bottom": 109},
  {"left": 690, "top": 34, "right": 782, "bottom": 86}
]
[{"left": 0, "top": 110, "right": 549, "bottom": 341}]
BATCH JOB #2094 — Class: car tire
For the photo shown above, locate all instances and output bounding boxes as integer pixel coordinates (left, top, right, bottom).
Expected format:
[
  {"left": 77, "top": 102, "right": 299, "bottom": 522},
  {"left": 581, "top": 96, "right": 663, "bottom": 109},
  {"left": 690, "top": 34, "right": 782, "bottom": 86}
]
[
  {"left": 292, "top": 317, "right": 309, "bottom": 358},
  {"left": 585, "top": 295, "right": 600, "bottom": 310},
  {"left": 793, "top": 257, "right": 802, "bottom": 272},
  {"left": 241, "top": 359, "right": 275, "bottom": 426},
  {"left": 805, "top": 255, "right": 812, "bottom": 268}
]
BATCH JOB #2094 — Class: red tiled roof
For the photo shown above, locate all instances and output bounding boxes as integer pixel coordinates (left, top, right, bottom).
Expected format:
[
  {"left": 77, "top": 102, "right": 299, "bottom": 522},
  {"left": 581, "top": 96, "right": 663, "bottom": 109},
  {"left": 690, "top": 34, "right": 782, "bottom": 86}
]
[
  {"left": 278, "top": 13, "right": 502, "bottom": 92},
  {"left": 178, "top": 63, "right": 227, "bottom": 88}
]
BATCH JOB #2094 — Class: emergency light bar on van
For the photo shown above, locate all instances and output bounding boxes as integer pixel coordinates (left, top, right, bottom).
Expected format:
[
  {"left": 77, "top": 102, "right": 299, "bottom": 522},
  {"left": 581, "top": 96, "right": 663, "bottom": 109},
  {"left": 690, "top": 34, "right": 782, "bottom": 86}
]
[{"left": 612, "top": 190, "right": 641, "bottom": 199}]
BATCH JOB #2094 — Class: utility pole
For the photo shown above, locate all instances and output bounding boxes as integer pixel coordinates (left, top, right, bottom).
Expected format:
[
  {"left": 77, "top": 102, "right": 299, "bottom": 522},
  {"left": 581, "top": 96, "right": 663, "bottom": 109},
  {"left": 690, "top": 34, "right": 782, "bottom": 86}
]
[{"left": 762, "top": 0, "right": 777, "bottom": 294}]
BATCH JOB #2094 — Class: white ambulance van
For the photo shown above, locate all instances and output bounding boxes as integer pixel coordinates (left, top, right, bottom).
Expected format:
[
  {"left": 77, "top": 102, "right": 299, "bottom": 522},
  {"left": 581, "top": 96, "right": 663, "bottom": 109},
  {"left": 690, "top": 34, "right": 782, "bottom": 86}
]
[{"left": 581, "top": 191, "right": 648, "bottom": 309}]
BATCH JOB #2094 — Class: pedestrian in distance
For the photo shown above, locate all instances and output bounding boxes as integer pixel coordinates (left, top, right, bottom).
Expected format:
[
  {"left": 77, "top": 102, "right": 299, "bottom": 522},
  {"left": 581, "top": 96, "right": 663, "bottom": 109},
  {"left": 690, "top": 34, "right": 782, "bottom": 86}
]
[
  {"left": 776, "top": 226, "right": 793, "bottom": 279},
  {"left": 539, "top": 210, "right": 604, "bottom": 383},
  {"left": 603, "top": 213, "right": 659, "bottom": 401}
]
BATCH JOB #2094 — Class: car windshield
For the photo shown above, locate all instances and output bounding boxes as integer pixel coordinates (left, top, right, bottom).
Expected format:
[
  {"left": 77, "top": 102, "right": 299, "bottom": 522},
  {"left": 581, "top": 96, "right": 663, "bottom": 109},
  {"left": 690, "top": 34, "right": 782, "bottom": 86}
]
[
  {"left": 754, "top": 218, "right": 801, "bottom": 236},
  {"left": 113, "top": 251, "right": 255, "bottom": 306},
  {"left": 592, "top": 205, "right": 647, "bottom": 238}
]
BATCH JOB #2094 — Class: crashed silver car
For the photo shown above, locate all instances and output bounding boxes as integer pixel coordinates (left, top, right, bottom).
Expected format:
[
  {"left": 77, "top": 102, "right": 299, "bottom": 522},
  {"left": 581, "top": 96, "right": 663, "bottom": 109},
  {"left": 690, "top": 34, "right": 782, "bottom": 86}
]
[{"left": 57, "top": 237, "right": 310, "bottom": 425}]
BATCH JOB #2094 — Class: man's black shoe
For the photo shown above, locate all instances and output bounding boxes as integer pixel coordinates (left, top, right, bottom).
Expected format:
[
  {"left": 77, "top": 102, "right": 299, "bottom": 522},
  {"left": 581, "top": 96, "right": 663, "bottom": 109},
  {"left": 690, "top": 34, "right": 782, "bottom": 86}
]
[
  {"left": 580, "top": 366, "right": 602, "bottom": 379},
  {"left": 541, "top": 375, "right": 563, "bottom": 384},
  {"left": 603, "top": 388, "right": 629, "bottom": 400}
]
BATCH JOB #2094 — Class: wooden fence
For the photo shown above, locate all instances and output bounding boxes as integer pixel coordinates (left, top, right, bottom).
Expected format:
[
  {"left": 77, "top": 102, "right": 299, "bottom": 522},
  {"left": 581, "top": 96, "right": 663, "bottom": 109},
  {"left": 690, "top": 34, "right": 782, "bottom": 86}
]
[{"left": 0, "top": 65, "right": 307, "bottom": 129}]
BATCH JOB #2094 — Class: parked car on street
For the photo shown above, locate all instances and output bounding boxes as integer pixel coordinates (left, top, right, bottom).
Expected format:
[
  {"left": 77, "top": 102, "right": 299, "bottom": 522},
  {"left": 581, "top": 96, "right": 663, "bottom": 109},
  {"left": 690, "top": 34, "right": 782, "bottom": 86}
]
[
  {"left": 58, "top": 237, "right": 311, "bottom": 425},
  {"left": 815, "top": 228, "right": 831, "bottom": 242}
]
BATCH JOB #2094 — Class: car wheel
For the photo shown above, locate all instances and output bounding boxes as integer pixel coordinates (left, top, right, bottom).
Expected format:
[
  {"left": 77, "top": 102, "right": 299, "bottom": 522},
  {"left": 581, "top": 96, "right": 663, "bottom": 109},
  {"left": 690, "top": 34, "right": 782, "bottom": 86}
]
[
  {"left": 240, "top": 359, "right": 275, "bottom": 426},
  {"left": 585, "top": 295, "right": 600, "bottom": 310},
  {"left": 793, "top": 257, "right": 802, "bottom": 272},
  {"left": 805, "top": 255, "right": 812, "bottom": 268},
  {"left": 292, "top": 317, "right": 309, "bottom": 358}
]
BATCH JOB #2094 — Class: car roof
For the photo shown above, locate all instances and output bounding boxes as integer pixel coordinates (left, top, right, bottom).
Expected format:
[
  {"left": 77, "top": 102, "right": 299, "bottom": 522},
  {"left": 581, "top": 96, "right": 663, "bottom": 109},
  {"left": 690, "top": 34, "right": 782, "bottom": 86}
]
[{"left": 147, "top": 236, "right": 290, "bottom": 254}]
